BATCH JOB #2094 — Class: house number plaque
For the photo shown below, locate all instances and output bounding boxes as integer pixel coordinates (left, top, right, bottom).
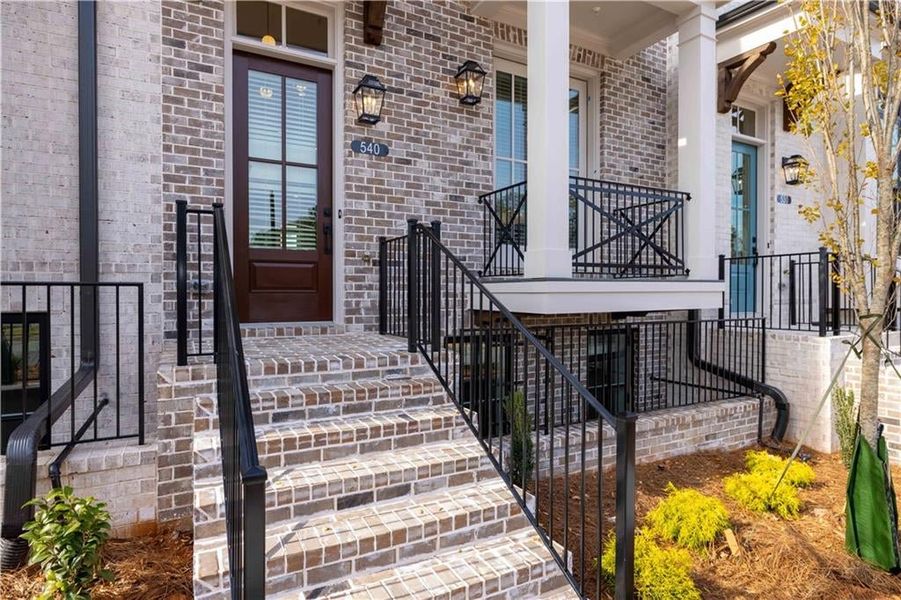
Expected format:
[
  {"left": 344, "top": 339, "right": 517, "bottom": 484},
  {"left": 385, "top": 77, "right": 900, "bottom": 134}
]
[{"left": 351, "top": 139, "right": 390, "bottom": 157}]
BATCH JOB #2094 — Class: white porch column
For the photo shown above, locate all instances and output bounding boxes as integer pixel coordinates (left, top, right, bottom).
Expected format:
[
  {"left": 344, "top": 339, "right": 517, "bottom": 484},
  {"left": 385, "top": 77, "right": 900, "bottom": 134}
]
[
  {"left": 524, "top": 0, "right": 572, "bottom": 279},
  {"left": 678, "top": 3, "right": 718, "bottom": 280}
]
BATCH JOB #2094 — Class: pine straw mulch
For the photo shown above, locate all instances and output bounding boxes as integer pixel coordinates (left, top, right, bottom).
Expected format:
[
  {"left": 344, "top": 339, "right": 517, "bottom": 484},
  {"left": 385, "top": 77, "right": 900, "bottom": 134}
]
[
  {"left": 0, "top": 529, "right": 192, "bottom": 599},
  {"left": 536, "top": 445, "right": 901, "bottom": 600}
]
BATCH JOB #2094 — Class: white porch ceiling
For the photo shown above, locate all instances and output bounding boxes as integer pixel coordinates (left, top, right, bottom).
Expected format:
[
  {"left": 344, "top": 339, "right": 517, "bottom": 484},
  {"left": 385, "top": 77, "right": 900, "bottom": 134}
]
[{"left": 471, "top": 0, "right": 724, "bottom": 60}]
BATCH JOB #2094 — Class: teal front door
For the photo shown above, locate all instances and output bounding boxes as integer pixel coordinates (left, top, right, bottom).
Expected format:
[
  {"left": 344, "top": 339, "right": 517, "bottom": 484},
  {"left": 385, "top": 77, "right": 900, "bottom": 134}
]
[{"left": 730, "top": 142, "right": 758, "bottom": 313}]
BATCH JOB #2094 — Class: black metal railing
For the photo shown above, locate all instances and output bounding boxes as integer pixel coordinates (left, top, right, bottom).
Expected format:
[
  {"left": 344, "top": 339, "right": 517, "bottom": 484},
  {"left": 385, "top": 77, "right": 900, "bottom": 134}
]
[
  {"left": 175, "top": 203, "right": 266, "bottom": 598},
  {"left": 176, "top": 200, "right": 217, "bottom": 366},
  {"left": 380, "top": 219, "right": 637, "bottom": 600},
  {"left": 718, "top": 248, "right": 901, "bottom": 336},
  {"left": 0, "top": 281, "right": 145, "bottom": 566},
  {"left": 478, "top": 177, "right": 688, "bottom": 279},
  {"left": 532, "top": 316, "right": 766, "bottom": 424}
]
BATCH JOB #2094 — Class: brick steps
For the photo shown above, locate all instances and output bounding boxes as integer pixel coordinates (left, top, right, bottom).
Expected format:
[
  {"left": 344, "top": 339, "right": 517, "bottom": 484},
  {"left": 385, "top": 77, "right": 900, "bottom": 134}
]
[
  {"left": 191, "top": 331, "right": 575, "bottom": 599},
  {"left": 194, "top": 478, "right": 530, "bottom": 596},
  {"left": 195, "top": 376, "right": 449, "bottom": 431},
  {"left": 193, "top": 439, "right": 494, "bottom": 538},
  {"left": 313, "top": 529, "right": 573, "bottom": 600}
]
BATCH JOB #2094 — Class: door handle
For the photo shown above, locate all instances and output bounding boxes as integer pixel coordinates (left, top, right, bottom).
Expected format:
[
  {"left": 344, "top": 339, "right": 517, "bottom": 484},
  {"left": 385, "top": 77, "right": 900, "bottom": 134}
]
[{"left": 322, "top": 223, "right": 332, "bottom": 255}]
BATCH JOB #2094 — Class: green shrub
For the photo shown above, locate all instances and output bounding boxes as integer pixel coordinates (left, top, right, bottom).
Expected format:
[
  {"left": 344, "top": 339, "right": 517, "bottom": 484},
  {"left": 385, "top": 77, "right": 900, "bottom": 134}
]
[
  {"left": 599, "top": 530, "right": 701, "bottom": 600},
  {"left": 646, "top": 483, "right": 730, "bottom": 551},
  {"left": 724, "top": 471, "right": 803, "bottom": 519},
  {"left": 505, "top": 390, "right": 534, "bottom": 488},
  {"left": 833, "top": 387, "right": 858, "bottom": 468},
  {"left": 21, "top": 486, "right": 113, "bottom": 600},
  {"left": 745, "top": 450, "right": 815, "bottom": 487}
]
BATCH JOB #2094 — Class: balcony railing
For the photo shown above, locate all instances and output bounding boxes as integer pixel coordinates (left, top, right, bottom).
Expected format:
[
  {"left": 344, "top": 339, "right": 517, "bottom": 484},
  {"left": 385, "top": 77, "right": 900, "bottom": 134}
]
[{"left": 478, "top": 176, "right": 688, "bottom": 279}]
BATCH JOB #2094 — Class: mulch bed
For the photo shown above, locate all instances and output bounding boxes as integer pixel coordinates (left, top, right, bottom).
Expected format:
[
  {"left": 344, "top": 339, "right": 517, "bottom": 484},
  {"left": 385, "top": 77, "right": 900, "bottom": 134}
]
[
  {"left": 536, "top": 446, "right": 901, "bottom": 600},
  {"left": 0, "top": 529, "right": 192, "bottom": 599}
]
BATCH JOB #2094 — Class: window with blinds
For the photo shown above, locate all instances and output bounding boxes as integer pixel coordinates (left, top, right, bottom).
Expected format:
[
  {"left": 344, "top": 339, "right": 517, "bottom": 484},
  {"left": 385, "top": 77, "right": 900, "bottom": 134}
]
[{"left": 247, "top": 69, "right": 319, "bottom": 251}]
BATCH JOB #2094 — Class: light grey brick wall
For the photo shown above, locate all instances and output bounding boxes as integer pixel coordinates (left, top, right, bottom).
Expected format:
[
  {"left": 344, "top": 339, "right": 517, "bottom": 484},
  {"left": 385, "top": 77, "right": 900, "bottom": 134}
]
[
  {"left": 0, "top": 442, "right": 158, "bottom": 538},
  {"left": 1, "top": 0, "right": 162, "bottom": 442}
]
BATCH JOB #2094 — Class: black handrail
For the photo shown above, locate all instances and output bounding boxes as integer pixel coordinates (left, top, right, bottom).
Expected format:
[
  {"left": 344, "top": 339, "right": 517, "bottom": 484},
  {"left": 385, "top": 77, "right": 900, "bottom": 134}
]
[
  {"left": 381, "top": 219, "right": 637, "bottom": 599},
  {"left": 0, "top": 281, "right": 145, "bottom": 568},
  {"left": 478, "top": 176, "right": 688, "bottom": 279},
  {"left": 210, "top": 205, "right": 266, "bottom": 598}
]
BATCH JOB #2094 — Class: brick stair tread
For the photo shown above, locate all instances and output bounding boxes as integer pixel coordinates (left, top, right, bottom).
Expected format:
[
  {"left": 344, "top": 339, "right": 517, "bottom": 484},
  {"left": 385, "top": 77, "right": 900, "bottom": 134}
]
[
  {"left": 195, "top": 406, "right": 464, "bottom": 455},
  {"left": 194, "top": 478, "right": 522, "bottom": 584},
  {"left": 206, "top": 376, "right": 449, "bottom": 423},
  {"left": 193, "top": 438, "right": 491, "bottom": 525},
  {"left": 314, "top": 528, "right": 564, "bottom": 600},
  {"left": 241, "top": 333, "right": 426, "bottom": 381}
]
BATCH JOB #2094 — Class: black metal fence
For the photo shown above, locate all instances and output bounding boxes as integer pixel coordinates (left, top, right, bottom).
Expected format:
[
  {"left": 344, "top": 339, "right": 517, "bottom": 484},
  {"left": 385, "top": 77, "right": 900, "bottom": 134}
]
[
  {"left": 0, "top": 281, "right": 145, "bottom": 565},
  {"left": 176, "top": 201, "right": 217, "bottom": 365},
  {"left": 176, "top": 204, "right": 266, "bottom": 599},
  {"left": 0, "top": 281, "right": 145, "bottom": 451},
  {"left": 532, "top": 317, "right": 766, "bottom": 427},
  {"left": 478, "top": 177, "right": 688, "bottom": 279},
  {"left": 719, "top": 249, "right": 901, "bottom": 338},
  {"left": 380, "top": 219, "right": 637, "bottom": 600}
]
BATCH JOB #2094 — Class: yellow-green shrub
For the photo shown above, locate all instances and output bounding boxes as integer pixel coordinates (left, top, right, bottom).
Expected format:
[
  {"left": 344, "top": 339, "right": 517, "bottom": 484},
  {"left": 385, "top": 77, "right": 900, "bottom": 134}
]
[
  {"left": 646, "top": 483, "right": 730, "bottom": 551},
  {"left": 744, "top": 450, "right": 815, "bottom": 487},
  {"left": 600, "top": 530, "right": 701, "bottom": 600},
  {"left": 723, "top": 471, "right": 803, "bottom": 519}
]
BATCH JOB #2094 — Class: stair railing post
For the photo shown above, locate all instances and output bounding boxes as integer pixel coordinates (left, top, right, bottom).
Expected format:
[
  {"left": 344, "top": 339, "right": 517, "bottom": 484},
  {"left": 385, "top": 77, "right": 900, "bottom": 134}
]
[
  {"left": 831, "top": 253, "right": 841, "bottom": 335},
  {"left": 430, "top": 221, "right": 442, "bottom": 350},
  {"left": 407, "top": 219, "right": 419, "bottom": 353},
  {"left": 615, "top": 411, "right": 637, "bottom": 600},
  {"left": 242, "top": 467, "right": 267, "bottom": 599},
  {"left": 212, "top": 203, "right": 223, "bottom": 358},
  {"left": 818, "top": 246, "right": 829, "bottom": 337},
  {"left": 378, "top": 236, "right": 388, "bottom": 335},
  {"left": 717, "top": 253, "right": 725, "bottom": 328},
  {"left": 176, "top": 199, "right": 188, "bottom": 366}
]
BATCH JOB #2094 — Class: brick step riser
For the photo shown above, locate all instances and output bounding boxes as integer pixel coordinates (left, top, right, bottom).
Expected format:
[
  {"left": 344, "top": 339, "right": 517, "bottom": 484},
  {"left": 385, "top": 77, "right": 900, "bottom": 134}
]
[
  {"left": 194, "top": 423, "right": 472, "bottom": 480},
  {"left": 197, "top": 389, "right": 450, "bottom": 432},
  {"left": 194, "top": 457, "right": 497, "bottom": 540},
  {"left": 196, "top": 502, "right": 532, "bottom": 598}
]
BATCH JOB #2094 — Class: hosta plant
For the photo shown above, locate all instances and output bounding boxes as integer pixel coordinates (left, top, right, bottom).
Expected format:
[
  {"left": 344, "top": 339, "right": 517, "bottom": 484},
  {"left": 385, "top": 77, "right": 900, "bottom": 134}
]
[{"left": 21, "top": 486, "right": 113, "bottom": 600}]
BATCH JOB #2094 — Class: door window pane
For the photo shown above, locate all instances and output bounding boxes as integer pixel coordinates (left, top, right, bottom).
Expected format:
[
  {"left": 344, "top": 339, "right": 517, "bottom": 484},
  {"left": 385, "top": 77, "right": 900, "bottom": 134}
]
[
  {"left": 569, "top": 89, "right": 580, "bottom": 176},
  {"left": 513, "top": 76, "right": 528, "bottom": 161},
  {"left": 285, "top": 6, "right": 329, "bottom": 54},
  {"left": 248, "top": 161, "right": 282, "bottom": 248},
  {"left": 286, "top": 78, "right": 318, "bottom": 165},
  {"left": 285, "top": 166, "right": 317, "bottom": 250},
  {"left": 495, "top": 160, "right": 512, "bottom": 189},
  {"left": 495, "top": 72, "right": 512, "bottom": 160},
  {"left": 248, "top": 70, "right": 282, "bottom": 160}
]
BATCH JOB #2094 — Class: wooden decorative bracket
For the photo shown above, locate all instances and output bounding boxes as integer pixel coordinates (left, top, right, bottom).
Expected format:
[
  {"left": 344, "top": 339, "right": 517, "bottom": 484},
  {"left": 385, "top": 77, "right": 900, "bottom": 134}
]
[
  {"left": 363, "top": 1, "right": 387, "bottom": 46},
  {"left": 717, "top": 41, "right": 777, "bottom": 113}
]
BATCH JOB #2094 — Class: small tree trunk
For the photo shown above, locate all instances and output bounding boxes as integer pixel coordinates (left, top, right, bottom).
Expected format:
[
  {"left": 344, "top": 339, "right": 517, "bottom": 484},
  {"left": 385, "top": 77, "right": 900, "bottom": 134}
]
[{"left": 857, "top": 315, "right": 882, "bottom": 448}]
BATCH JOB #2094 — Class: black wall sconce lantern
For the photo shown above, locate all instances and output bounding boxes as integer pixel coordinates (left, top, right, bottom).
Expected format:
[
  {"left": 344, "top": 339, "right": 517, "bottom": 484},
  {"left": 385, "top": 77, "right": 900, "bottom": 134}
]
[
  {"left": 454, "top": 60, "right": 487, "bottom": 106},
  {"left": 353, "top": 75, "right": 387, "bottom": 125},
  {"left": 782, "top": 154, "right": 808, "bottom": 185}
]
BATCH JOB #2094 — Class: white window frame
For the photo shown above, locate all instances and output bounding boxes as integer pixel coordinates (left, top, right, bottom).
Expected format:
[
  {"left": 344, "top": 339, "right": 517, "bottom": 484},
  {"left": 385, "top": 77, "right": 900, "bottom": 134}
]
[{"left": 493, "top": 58, "right": 591, "bottom": 187}]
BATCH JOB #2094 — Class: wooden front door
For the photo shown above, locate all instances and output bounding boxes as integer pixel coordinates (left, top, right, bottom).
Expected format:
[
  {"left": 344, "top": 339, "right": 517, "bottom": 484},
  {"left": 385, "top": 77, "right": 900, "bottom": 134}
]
[{"left": 233, "top": 52, "right": 333, "bottom": 322}]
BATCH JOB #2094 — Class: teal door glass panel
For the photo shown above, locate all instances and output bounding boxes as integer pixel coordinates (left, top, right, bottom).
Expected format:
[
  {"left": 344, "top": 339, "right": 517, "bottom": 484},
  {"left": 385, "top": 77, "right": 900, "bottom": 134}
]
[{"left": 730, "top": 142, "right": 758, "bottom": 313}]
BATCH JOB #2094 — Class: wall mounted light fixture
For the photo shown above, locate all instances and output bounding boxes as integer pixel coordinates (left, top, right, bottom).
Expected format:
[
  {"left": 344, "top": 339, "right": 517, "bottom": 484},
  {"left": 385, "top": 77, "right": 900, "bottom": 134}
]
[
  {"left": 782, "top": 154, "right": 808, "bottom": 186},
  {"left": 454, "top": 60, "right": 487, "bottom": 106},
  {"left": 353, "top": 75, "right": 387, "bottom": 125}
]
